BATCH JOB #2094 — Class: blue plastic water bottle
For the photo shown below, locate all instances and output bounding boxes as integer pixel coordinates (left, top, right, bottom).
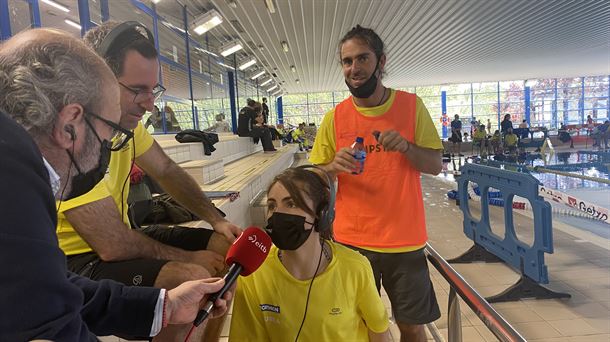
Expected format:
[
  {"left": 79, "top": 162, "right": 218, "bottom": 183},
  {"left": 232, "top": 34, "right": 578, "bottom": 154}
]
[{"left": 351, "top": 137, "right": 366, "bottom": 175}]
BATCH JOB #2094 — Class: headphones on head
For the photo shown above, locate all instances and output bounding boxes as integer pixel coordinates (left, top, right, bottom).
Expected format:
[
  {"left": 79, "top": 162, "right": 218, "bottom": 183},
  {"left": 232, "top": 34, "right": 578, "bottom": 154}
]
[
  {"left": 294, "top": 165, "right": 336, "bottom": 234},
  {"left": 96, "top": 21, "right": 155, "bottom": 58}
]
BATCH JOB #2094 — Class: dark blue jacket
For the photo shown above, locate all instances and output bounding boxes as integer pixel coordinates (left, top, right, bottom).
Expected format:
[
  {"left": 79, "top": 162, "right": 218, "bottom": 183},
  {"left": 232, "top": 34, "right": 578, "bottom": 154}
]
[{"left": 0, "top": 111, "right": 160, "bottom": 341}]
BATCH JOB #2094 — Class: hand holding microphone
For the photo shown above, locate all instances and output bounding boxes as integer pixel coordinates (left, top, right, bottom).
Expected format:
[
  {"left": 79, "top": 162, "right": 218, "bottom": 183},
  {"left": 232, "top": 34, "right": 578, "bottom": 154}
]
[{"left": 193, "top": 226, "right": 272, "bottom": 327}]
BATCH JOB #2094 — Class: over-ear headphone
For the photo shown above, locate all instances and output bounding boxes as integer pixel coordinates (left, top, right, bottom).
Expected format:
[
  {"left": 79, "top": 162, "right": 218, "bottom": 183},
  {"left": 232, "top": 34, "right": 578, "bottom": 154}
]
[
  {"left": 295, "top": 165, "right": 336, "bottom": 234},
  {"left": 96, "top": 21, "right": 155, "bottom": 58},
  {"left": 65, "top": 125, "right": 76, "bottom": 140}
]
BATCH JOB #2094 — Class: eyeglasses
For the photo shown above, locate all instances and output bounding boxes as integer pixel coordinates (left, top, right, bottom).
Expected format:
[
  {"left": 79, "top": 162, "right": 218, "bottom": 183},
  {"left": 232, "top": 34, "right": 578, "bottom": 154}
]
[
  {"left": 85, "top": 112, "right": 134, "bottom": 151},
  {"left": 119, "top": 82, "right": 166, "bottom": 103}
]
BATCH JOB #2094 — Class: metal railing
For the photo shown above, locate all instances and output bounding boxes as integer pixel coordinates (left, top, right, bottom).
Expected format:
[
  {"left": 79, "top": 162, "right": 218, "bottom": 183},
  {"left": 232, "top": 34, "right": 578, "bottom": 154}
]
[{"left": 425, "top": 244, "right": 526, "bottom": 342}]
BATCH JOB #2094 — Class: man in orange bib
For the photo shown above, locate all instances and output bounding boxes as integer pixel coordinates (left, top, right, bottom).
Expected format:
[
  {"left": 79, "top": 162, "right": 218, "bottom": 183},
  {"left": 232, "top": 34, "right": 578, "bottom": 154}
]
[{"left": 310, "top": 25, "right": 443, "bottom": 342}]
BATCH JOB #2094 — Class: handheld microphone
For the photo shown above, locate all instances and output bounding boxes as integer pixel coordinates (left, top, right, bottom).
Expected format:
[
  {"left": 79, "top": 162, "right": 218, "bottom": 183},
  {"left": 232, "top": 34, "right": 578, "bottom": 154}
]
[{"left": 193, "top": 226, "right": 271, "bottom": 327}]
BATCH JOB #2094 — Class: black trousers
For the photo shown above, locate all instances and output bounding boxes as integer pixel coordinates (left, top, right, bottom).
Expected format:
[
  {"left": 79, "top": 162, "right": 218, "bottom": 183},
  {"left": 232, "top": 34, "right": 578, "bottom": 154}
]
[{"left": 249, "top": 126, "right": 275, "bottom": 151}]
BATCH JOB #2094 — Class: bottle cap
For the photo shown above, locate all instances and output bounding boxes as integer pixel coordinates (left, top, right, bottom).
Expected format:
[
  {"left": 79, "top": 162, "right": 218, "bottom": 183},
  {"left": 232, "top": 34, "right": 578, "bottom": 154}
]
[{"left": 355, "top": 137, "right": 364, "bottom": 143}]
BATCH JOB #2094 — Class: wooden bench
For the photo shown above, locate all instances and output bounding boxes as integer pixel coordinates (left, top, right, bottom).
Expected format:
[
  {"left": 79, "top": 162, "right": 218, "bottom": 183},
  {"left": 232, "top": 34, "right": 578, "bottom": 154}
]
[
  {"left": 182, "top": 144, "right": 299, "bottom": 230},
  {"left": 180, "top": 159, "right": 224, "bottom": 185}
]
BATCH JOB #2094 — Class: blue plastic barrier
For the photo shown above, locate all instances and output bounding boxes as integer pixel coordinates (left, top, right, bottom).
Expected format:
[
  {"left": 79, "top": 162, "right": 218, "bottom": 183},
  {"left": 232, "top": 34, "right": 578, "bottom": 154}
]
[{"left": 457, "top": 163, "right": 553, "bottom": 283}]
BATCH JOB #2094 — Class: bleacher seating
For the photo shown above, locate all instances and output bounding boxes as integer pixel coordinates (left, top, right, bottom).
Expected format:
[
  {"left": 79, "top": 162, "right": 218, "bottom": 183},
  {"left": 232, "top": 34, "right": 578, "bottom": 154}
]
[{"left": 153, "top": 134, "right": 299, "bottom": 230}]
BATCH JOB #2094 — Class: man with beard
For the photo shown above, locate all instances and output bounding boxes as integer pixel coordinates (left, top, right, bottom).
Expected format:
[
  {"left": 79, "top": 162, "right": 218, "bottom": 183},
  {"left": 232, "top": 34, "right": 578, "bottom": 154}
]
[
  {"left": 309, "top": 25, "right": 443, "bottom": 342},
  {"left": 0, "top": 28, "right": 231, "bottom": 341}
]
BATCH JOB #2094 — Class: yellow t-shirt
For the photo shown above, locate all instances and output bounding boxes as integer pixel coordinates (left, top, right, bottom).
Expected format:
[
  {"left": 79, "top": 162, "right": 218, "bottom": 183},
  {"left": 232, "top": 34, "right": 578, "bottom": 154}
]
[
  {"left": 504, "top": 133, "right": 518, "bottom": 146},
  {"left": 229, "top": 242, "right": 388, "bottom": 342},
  {"left": 473, "top": 130, "right": 487, "bottom": 141},
  {"left": 56, "top": 122, "right": 155, "bottom": 255},
  {"left": 309, "top": 89, "right": 442, "bottom": 253}
]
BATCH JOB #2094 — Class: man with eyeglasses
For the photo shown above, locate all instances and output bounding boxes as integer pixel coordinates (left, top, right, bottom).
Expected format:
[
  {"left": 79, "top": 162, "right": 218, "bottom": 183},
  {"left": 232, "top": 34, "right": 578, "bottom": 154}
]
[
  {"left": 53, "top": 21, "right": 240, "bottom": 340},
  {"left": 0, "top": 28, "right": 232, "bottom": 342}
]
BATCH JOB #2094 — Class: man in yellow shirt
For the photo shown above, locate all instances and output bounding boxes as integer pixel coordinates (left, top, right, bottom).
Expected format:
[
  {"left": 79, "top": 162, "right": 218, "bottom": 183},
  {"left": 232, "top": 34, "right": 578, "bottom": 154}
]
[
  {"left": 56, "top": 21, "right": 241, "bottom": 340},
  {"left": 310, "top": 25, "right": 442, "bottom": 341}
]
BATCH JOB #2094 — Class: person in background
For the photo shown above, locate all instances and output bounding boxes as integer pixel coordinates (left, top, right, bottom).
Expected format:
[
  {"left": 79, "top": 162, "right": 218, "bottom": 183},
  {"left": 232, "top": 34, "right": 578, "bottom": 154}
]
[
  {"left": 487, "top": 118, "right": 492, "bottom": 132},
  {"left": 292, "top": 122, "right": 307, "bottom": 151},
  {"left": 519, "top": 119, "right": 528, "bottom": 129},
  {"left": 206, "top": 113, "right": 232, "bottom": 133},
  {"left": 501, "top": 114, "right": 513, "bottom": 135},
  {"left": 0, "top": 28, "right": 231, "bottom": 342},
  {"left": 450, "top": 114, "right": 463, "bottom": 156},
  {"left": 490, "top": 130, "right": 502, "bottom": 155},
  {"left": 558, "top": 123, "right": 574, "bottom": 148},
  {"left": 237, "top": 99, "right": 276, "bottom": 152},
  {"left": 504, "top": 127, "right": 519, "bottom": 154},
  {"left": 230, "top": 167, "right": 389, "bottom": 341},
  {"left": 472, "top": 124, "right": 488, "bottom": 157},
  {"left": 309, "top": 25, "right": 442, "bottom": 341},
  {"left": 591, "top": 120, "right": 609, "bottom": 149},
  {"left": 163, "top": 105, "right": 182, "bottom": 132},
  {"left": 144, "top": 105, "right": 163, "bottom": 132},
  {"left": 262, "top": 97, "right": 270, "bottom": 124}
]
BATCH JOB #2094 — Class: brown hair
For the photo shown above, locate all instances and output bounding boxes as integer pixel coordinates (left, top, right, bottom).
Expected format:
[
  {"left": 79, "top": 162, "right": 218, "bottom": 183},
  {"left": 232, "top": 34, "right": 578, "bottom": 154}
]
[{"left": 267, "top": 167, "right": 332, "bottom": 240}]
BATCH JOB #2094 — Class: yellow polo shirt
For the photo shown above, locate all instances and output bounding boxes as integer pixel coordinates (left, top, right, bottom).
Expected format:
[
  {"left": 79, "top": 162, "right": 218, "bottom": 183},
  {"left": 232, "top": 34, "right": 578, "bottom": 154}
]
[{"left": 56, "top": 122, "right": 154, "bottom": 255}]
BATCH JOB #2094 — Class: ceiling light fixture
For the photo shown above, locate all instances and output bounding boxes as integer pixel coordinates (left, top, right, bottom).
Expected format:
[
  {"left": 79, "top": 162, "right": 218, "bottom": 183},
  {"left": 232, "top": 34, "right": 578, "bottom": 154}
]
[
  {"left": 251, "top": 70, "right": 265, "bottom": 80},
  {"left": 267, "top": 85, "right": 278, "bottom": 92},
  {"left": 290, "top": 65, "right": 296, "bottom": 72},
  {"left": 195, "top": 47, "right": 219, "bottom": 58},
  {"left": 41, "top": 0, "right": 70, "bottom": 12},
  {"left": 217, "top": 61, "right": 235, "bottom": 70},
  {"left": 295, "top": 79, "right": 300, "bottom": 84},
  {"left": 227, "top": 0, "right": 237, "bottom": 8},
  {"left": 271, "top": 89, "right": 281, "bottom": 96},
  {"left": 238, "top": 58, "right": 256, "bottom": 70},
  {"left": 151, "top": 0, "right": 162, "bottom": 4},
  {"left": 260, "top": 78, "right": 272, "bottom": 87},
  {"left": 281, "top": 41, "right": 289, "bottom": 52},
  {"left": 220, "top": 40, "right": 243, "bottom": 57},
  {"left": 64, "top": 19, "right": 81, "bottom": 30},
  {"left": 264, "top": 0, "right": 276, "bottom": 13},
  {"left": 192, "top": 9, "right": 223, "bottom": 35}
]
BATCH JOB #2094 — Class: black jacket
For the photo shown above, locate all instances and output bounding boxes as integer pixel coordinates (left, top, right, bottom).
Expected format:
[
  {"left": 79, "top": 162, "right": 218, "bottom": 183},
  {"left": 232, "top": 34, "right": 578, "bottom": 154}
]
[
  {"left": 237, "top": 106, "right": 256, "bottom": 137},
  {"left": 0, "top": 111, "right": 159, "bottom": 341}
]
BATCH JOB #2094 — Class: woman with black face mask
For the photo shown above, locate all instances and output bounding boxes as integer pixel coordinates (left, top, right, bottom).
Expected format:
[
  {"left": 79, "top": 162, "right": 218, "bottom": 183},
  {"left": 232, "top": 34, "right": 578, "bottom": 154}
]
[{"left": 229, "top": 167, "right": 389, "bottom": 342}]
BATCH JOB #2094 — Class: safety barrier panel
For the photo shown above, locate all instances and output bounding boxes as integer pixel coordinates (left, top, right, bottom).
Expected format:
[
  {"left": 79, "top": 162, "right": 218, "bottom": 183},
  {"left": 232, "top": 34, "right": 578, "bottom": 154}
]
[{"left": 453, "top": 163, "right": 570, "bottom": 302}]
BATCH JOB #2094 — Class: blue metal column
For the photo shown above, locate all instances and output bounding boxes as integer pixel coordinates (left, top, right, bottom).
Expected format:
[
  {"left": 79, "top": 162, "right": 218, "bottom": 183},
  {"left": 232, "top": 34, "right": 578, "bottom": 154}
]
[
  {"left": 607, "top": 75, "right": 610, "bottom": 118},
  {"left": 234, "top": 55, "right": 240, "bottom": 109},
  {"left": 497, "top": 82, "right": 501, "bottom": 129},
  {"left": 524, "top": 86, "right": 531, "bottom": 124},
  {"left": 28, "top": 0, "right": 41, "bottom": 27},
  {"left": 470, "top": 83, "right": 474, "bottom": 120},
  {"left": 580, "top": 77, "right": 585, "bottom": 124},
  {"left": 182, "top": 5, "right": 197, "bottom": 130},
  {"left": 77, "top": 0, "right": 92, "bottom": 37},
  {"left": 277, "top": 96, "right": 284, "bottom": 124},
  {"left": 0, "top": 0, "right": 12, "bottom": 41},
  {"left": 441, "top": 90, "right": 448, "bottom": 139},
  {"left": 552, "top": 79, "right": 558, "bottom": 128},
  {"left": 100, "top": 0, "right": 109, "bottom": 22},
  {"left": 228, "top": 71, "right": 237, "bottom": 133}
]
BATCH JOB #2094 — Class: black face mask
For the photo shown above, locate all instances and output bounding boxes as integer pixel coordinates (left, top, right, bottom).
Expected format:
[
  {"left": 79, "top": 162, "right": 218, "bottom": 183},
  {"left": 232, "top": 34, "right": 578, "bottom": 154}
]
[
  {"left": 265, "top": 212, "right": 314, "bottom": 250},
  {"left": 64, "top": 140, "right": 111, "bottom": 200},
  {"left": 345, "top": 61, "right": 380, "bottom": 99}
]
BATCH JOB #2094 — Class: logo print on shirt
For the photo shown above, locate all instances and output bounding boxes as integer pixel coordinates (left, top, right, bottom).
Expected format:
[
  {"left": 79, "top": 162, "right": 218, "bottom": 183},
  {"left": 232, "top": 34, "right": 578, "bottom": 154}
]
[
  {"left": 260, "top": 304, "right": 280, "bottom": 313},
  {"left": 132, "top": 274, "right": 143, "bottom": 286},
  {"left": 329, "top": 307, "right": 342, "bottom": 315}
]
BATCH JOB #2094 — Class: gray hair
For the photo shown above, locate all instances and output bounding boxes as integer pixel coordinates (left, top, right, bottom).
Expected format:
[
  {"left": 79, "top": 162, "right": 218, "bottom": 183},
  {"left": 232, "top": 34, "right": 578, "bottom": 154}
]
[{"left": 0, "top": 29, "right": 111, "bottom": 136}]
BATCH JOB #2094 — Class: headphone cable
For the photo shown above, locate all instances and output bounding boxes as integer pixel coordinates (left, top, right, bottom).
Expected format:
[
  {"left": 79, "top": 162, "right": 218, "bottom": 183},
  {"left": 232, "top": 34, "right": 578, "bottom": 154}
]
[
  {"left": 294, "top": 239, "right": 324, "bottom": 342},
  {"left": 120, "top": 137, "right": 136, "bottom": 222}
]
